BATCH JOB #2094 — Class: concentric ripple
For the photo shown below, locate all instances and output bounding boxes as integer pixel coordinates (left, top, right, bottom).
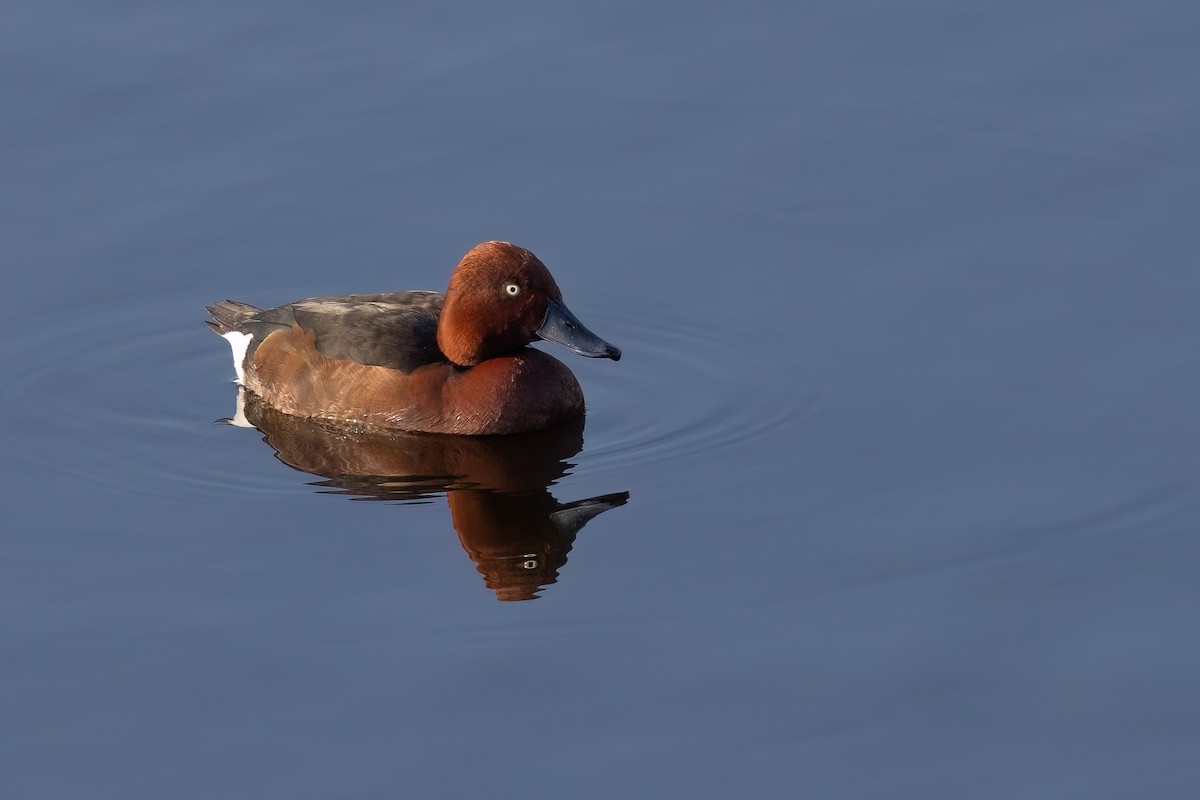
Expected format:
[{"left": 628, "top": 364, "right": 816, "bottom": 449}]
[
  {"left": 0, "top": 288, "right": 828, "bottom": 502},
  {"left": 0, "top": 290, "right": 305, "bottom": 502},
  {"left": 567, "top": 301, "right": 828, "bottom": 484}
]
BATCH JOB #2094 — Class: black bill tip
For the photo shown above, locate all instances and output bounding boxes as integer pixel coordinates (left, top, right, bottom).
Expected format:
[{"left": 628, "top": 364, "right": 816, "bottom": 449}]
[{"left": 537, "top": 299, "right": 622, "bottom": 361}]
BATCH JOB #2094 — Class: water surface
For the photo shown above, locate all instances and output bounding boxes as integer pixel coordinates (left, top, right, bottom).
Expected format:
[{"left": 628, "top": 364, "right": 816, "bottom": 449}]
[{"left": 3, "top": 2, "right": 1200, "bottom": 798}]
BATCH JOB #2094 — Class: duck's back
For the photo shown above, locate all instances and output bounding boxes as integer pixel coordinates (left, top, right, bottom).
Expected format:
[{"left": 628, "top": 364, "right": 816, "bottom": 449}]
[{"left": 222, "top": 291, "right": 448, "bottom": 374}]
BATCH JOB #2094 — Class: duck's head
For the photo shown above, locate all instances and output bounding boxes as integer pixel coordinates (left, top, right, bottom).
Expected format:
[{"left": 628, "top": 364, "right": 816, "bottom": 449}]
[{"left": 437, "top": 241, "right": 622, "bottom": 367}]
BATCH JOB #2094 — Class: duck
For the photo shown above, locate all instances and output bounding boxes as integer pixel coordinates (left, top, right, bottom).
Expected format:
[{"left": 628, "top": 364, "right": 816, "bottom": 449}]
[{"left": 205, "top": 241, "right": 621, "bottom": 435}]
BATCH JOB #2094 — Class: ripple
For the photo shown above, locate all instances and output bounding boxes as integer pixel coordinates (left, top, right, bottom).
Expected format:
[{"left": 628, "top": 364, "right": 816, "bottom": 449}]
[
  {"left": 0, "top": 287, "right": 828, "bottom": 501},
  {"left": 571, "top": 301, "right": 828, "bottom": 482},
  {"left": 0, "top": 289, "right": 303, "bottom": 501}
]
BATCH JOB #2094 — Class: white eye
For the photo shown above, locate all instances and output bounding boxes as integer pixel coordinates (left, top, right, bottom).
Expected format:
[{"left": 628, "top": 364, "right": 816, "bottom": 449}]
[{"left": 505, "top": 283, "right": 520, "bottom": 296}]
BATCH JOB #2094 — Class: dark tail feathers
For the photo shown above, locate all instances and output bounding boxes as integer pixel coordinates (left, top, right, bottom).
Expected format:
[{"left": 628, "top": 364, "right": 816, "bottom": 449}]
[{"left": 205, "top": 300, "right": 262, "bottom": 335}]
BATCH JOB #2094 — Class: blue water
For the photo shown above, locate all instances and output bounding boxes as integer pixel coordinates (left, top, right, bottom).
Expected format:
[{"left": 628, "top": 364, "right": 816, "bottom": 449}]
[{"left": 3, "top": 2, "right": 1200, "bottom": 797}]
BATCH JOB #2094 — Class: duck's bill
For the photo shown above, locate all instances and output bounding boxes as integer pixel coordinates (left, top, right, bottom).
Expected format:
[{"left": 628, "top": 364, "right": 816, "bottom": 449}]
[{"left": 537, "top": 299, "right": 622, "bottom": 361}]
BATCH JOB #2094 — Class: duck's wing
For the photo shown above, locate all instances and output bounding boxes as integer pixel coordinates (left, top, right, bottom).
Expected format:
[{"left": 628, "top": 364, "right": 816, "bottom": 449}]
[{"left": 239, "top": 291, "right": 447, "bottom": 373}]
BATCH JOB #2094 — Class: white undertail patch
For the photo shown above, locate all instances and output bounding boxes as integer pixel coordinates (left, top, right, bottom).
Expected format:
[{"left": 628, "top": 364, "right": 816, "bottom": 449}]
[{"left": 222, "top": 331, "right": 253, "bottom": 384}]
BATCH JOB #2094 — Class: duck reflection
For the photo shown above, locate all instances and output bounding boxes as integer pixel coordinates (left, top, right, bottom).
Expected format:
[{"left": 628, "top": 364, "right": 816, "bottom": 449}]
[{"left": 227, "top": 389, "right": 628, "bottom": 601}]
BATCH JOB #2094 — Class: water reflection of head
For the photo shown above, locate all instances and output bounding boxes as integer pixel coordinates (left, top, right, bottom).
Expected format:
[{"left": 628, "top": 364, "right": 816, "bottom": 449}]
[{"left": 231, "top": 389, "right": 628, "bottom": 600}]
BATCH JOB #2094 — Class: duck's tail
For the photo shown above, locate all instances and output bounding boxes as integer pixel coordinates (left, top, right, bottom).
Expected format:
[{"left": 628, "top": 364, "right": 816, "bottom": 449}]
[{"left": 205, "top": 299, "right": 261, "bottom": 335}]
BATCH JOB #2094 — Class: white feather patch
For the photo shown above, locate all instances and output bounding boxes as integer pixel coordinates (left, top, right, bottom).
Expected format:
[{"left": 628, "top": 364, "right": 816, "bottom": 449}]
[{"left": 222, "top": 331, "right": 253, "bottom": 384}]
